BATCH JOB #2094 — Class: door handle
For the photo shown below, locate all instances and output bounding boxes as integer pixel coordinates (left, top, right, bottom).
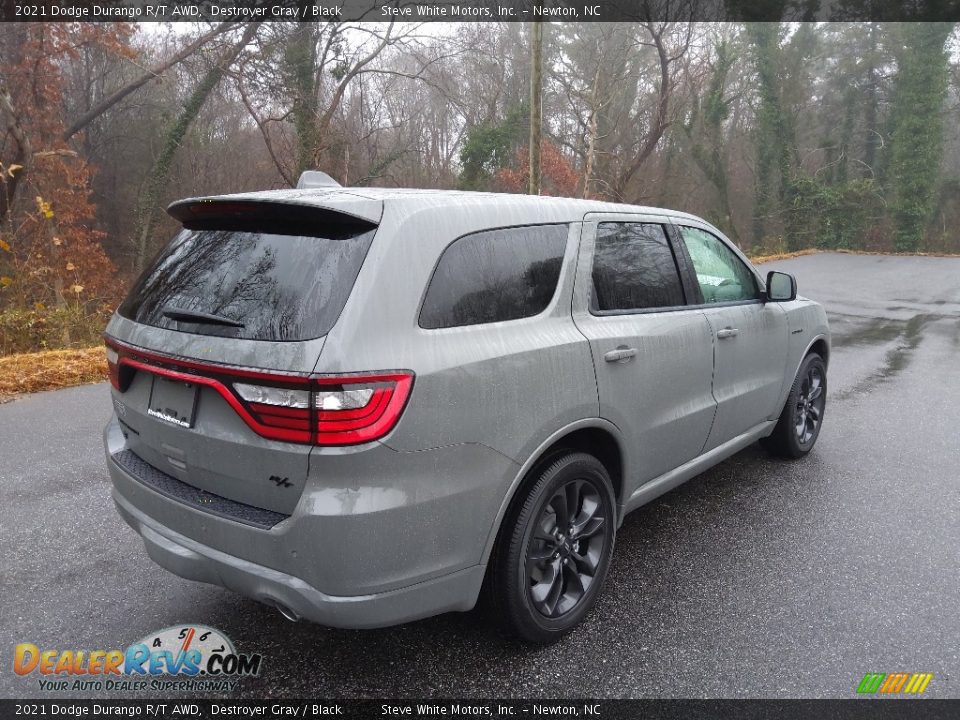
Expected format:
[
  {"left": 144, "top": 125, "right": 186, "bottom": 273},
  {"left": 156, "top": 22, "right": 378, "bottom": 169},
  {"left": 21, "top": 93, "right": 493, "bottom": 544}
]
[
  {"left": 604, "top": 346, "right": 638, "bottom": 363},
  {"left": 716, "top": 327, "right": 739, "bottom": 339}
]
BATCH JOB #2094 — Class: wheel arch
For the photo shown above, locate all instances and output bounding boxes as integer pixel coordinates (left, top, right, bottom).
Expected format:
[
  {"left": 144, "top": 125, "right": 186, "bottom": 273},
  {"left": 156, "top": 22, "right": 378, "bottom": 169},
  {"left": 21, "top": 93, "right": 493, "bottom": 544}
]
[
  {"left": 808, "top": 336, "right": 830, "bottom": 367},
  {"left": 770, "top": 332, "right": 830, "bottom": 424},
  {"left": 479, "top": 418, "right": 626, "bottom": 568}
]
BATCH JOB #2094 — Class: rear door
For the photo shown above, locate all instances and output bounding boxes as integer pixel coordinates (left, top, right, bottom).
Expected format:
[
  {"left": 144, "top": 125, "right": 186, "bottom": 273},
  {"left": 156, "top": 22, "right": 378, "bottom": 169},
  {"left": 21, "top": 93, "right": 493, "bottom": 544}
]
[
  {"left": 572, "top": 214, "right": 716, "bottom": 492},
  {"left": 107, "top": 201, "right": 378, "bottom": 514},
  {"left": 672, "top": 223, "right": 789, "bottom": 451}
]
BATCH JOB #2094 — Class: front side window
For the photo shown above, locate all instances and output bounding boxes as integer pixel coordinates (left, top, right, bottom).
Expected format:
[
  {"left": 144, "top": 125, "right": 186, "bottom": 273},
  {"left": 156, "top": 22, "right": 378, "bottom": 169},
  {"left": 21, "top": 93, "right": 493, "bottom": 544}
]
[
  {"left": 419, "top": 224, "right": 568, "bottom": 329},
  {"left": 679, "top": 226, "right": 760, "bottom": 304},
  {"left": 591, "top": 222, "right": 685, "bottom": 312}
]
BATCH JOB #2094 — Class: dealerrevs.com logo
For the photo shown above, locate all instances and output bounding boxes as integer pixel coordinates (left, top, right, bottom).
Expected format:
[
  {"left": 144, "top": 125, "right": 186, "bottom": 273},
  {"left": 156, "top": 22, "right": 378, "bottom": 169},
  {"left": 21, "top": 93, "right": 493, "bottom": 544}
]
[{"left": 14, "top": 625, "right": 263, "bottom": 693}]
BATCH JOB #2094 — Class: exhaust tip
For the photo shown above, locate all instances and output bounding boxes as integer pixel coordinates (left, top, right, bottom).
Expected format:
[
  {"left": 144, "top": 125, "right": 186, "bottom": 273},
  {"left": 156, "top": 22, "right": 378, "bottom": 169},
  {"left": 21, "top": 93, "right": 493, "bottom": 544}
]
[{"left": 270, "top": 599, "right": 301, "bottom": 623}]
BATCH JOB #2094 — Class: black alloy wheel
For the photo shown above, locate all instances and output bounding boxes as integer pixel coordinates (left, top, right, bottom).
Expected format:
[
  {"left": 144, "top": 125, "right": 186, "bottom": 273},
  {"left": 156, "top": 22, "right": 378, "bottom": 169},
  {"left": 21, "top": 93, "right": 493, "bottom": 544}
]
[
  {"left": 763, "top": 352, "right": 827, "bottom": 459},
  {"left": 526, "top": 478, "right": 607, "bottom": 618},
  {"left": 489, "top": 452, "right": 616, "bottom": 643},
  {"left": 795, "top": 361, "right": 825, "bottom": 446}
]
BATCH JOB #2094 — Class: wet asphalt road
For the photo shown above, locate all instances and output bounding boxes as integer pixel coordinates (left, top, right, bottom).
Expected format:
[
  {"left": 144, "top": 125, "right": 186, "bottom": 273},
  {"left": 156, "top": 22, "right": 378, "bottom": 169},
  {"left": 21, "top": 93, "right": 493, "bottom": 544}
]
[{"left": 2, "top": 252, "right": 959, "bottom": 700}]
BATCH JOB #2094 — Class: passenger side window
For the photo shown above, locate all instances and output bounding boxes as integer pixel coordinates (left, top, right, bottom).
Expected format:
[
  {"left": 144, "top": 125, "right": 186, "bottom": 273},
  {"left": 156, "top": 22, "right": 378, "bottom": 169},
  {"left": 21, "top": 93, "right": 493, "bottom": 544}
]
[
  {"left": 591, "top": 223, "right": 685, "bottom": 312},
  {"left": 678, "top": 226, "right": 760, "bottom": 304},
  {"left": 419, "top": 224, "right": 568, "bottom": 329}
]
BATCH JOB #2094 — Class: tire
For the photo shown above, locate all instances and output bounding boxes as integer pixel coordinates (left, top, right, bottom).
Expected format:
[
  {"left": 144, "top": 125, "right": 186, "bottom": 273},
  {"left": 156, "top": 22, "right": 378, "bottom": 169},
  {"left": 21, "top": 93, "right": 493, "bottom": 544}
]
[
  {"left": 762, "top": 352, "right": 827, "bottom": 459},
  {"left": 489, "top": 452, "right": 616, "bottom": 644}
]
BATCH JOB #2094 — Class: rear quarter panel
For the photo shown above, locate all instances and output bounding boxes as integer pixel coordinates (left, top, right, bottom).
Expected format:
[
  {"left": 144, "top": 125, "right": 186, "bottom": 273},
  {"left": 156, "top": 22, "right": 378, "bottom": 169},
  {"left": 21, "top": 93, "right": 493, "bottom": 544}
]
[
  {"left": 307, "top": 204, "right": 600, "bottom": 585},
  {"left": 315, "top": 202, "right": 599, "bottom": 461}
]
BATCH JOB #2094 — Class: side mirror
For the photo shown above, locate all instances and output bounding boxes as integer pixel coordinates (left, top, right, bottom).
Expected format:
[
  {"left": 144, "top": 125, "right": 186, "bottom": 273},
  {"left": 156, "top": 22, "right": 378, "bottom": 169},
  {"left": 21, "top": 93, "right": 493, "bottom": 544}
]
[{"left": 766, "top": 271, "right": 797, "bottom": 302}]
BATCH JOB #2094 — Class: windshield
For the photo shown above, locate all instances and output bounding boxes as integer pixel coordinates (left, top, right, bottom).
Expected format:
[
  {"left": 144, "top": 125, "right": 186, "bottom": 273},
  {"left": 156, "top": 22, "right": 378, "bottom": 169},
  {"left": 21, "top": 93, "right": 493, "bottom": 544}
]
[{"left": 118, "top": 226, "right": 375, "bottom": 341}]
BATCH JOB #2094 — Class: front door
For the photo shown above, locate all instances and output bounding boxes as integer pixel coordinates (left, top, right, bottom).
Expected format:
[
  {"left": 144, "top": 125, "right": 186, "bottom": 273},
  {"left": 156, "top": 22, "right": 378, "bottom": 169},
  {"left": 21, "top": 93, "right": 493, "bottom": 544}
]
[
  {"left": 674, "top": 224, "right": 789, "bottom": 451},
  {"left": 572, "top": 215, "right": 717, "bottom": 493}
]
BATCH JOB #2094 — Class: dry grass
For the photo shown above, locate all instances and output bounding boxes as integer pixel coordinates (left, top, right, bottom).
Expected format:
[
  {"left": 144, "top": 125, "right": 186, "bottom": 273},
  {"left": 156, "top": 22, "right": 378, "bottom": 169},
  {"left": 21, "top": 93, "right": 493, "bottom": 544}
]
[
  {"left": 832, "top": 248, "right": 960, "bottom": 259},
  {"left": 0, "top": 346, "right": 106, "bottom": 401},
  {"left": 749, "top": 248, "right": 820, "bottom": 264},
  {"left": 750, "top": 248, "right": 960, "bottom": 264}
]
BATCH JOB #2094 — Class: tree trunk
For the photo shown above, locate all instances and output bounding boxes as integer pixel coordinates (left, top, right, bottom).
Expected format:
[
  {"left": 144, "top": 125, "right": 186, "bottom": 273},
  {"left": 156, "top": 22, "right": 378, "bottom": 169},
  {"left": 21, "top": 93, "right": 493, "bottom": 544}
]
[
  {"left": 862, "top": 23, "right": 880, "bottom": 177},
  {"left": 888, "top": 23, "right": 955, "bottom": 252},
  {"left": 42, "top": 212, "right": 71, "bottom": 345},
  {"left": 528, "top": 20, "right": 543, "bottom": 196},
  {"left": 746, "top": 23, "right": 801, "bottom": 249},
  {"left": 612, "top": 24, "right": 674, "bottom": 200},
  {"left": 133, "top": 23, "right": 260, "bottom": 270},
  {"left": 286, "top": 23, "right": 319, "bottom": 177},
  {"left": 0, "top": 86, "right": 30, "bottom": 227},
  {"left": 0, "top": 26, "right": 30, "bottom": 226},
  {"left": 581, "top": 61, "right": 601, "bottom": 199}
]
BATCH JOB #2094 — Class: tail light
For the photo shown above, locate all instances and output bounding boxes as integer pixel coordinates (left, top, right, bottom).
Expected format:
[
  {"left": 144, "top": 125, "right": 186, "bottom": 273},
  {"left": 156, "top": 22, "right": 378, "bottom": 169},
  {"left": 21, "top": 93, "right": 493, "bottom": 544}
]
[
  {"left": 106, "top": 346, "right": 120, "bottom": 390},
  {"left": 104, "top": 337, "right": 413, "bottom": 446},
  {"left": 233, "top": 374, "right": 413, "bottom": 445}
]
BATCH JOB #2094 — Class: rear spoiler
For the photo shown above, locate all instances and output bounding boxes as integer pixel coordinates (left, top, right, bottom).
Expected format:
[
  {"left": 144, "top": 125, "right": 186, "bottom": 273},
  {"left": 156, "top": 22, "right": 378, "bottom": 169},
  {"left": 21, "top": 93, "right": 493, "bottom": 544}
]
[{"left": 167, "top": 198, "right": 379, "bottom": 238}]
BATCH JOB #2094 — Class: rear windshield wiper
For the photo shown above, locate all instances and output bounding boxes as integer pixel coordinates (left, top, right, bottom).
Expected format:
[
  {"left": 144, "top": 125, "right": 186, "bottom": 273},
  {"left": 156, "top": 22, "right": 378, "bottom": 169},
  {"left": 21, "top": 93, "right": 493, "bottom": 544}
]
[{"left": 162, "top": 306, "right": 245, "bottom": 328}]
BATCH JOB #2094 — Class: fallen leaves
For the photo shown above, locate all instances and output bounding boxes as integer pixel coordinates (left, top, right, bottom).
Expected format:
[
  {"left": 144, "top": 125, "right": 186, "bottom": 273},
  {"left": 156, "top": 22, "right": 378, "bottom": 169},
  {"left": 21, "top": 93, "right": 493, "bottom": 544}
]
[{"left": 0, "top": 346, "right": 107, "bottom": 401}]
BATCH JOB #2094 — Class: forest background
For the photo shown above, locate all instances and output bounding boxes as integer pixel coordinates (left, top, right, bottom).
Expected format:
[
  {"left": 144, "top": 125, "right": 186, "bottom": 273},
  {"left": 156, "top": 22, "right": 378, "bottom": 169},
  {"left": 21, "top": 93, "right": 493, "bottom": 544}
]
[{"left": 0, "top": 21, "right": 957, "bottom": 357}]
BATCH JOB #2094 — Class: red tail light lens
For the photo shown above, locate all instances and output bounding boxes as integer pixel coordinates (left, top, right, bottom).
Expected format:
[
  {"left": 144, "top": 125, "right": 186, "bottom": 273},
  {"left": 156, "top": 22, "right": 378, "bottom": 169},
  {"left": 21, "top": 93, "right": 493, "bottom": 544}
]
[
  {"left": 314, "top": 375, "right": 413, "bottom": 445},
  {"left": 234, "top": 383, "right": 313, "bottom": 439},
  {"left": 104, "top": 337, "right": 413, "bottom": 446}
]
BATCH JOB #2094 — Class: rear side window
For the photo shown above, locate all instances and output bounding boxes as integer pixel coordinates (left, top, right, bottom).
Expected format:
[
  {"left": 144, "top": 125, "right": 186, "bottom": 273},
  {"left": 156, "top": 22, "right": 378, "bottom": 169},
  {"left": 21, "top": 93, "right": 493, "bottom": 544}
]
[
  {"left": 591, "top": 222, "right": 685, "bottom": 312},
  {"left": 419, "top": 224, "right": 568, "bottom": 329},
  {"left": 119, "top": 226, "right": 375, "bottom": 341}
]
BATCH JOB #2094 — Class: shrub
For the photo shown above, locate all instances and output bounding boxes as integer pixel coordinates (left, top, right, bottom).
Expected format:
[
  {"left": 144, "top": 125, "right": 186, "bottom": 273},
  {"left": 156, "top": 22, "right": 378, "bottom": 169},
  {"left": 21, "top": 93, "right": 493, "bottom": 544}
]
[{"left": 0, "top": 304, "right": 112, "bottom": 355}]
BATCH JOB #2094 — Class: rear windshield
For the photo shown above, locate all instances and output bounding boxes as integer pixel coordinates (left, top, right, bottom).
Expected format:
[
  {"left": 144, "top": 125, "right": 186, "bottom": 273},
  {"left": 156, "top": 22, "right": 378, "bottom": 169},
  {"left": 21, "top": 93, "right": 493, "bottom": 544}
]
[{"left": 118, "top": 226, "right": 375, "bottom": 341}]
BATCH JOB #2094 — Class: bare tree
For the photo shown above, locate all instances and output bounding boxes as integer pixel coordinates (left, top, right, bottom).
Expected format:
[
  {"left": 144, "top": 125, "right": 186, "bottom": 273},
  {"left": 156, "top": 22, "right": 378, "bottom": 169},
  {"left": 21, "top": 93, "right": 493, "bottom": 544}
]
[
  {"left": 611, "top": 22, "right": 693, "bottom": 200},
  {"left": 134, "top": 23, "right": 261, "bottom": 268},
  {"left": 63, "top": 22, "right": 238, "bottom": 141}
]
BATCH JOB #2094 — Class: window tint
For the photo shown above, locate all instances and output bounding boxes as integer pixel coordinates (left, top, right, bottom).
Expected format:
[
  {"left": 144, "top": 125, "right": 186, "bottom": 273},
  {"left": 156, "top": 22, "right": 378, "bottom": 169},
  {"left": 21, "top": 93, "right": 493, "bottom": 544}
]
[
  {"left": 591, "top": 223, "right": 685, "bottom": 312},
  {"left": 118, "top": 226, "right": 375, "bottom": 341},
  {"left": 679, "top": 226, "right": 760, "bottom": 304},
  {"left": 419, "top": 224, "right": 568, "bottom": 329}
]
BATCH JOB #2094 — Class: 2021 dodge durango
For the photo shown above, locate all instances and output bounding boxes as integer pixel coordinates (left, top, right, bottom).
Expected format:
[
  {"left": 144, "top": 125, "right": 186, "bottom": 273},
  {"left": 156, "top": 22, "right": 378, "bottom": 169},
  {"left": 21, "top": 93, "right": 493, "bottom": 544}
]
[{"left": 104, "top": 177, "right": 829, "bottom": 643}]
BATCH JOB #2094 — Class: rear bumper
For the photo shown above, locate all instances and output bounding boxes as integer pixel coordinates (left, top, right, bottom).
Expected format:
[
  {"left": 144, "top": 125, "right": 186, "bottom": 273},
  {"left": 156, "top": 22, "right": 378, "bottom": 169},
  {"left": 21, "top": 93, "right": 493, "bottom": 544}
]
[
  {"left": 112, "top": 485, "right": 485, "bottom": 629},
  {"left": 105, "top": 416, "right": 515, "bottom": 628}
]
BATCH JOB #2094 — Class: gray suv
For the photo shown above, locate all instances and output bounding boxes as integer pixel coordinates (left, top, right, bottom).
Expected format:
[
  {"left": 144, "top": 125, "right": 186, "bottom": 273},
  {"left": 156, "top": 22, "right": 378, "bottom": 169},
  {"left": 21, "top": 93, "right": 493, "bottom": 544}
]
[{"left": 104, "top": 177, "right": 829, "bottom": 643}]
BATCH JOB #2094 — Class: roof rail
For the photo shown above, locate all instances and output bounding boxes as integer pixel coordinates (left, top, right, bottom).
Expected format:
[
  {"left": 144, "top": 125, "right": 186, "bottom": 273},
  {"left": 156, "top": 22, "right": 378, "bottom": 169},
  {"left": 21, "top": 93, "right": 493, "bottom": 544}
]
[{"left": 297, "top": 170, "right": 342, "bottom": 189}]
